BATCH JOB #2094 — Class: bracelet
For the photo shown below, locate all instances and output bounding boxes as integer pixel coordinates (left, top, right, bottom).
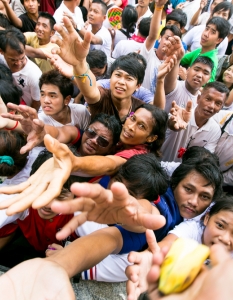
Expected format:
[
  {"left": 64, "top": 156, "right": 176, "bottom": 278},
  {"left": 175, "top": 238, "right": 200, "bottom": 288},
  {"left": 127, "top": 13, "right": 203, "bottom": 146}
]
[
  {"left": 155, "top": 5, "right": 164, "bottom": 11},
  {"left": 5, "top": 121, "right": 18, "bottom": 131},
  {"left": 71, "top": 63, "right": 92, "bottom": 86}
]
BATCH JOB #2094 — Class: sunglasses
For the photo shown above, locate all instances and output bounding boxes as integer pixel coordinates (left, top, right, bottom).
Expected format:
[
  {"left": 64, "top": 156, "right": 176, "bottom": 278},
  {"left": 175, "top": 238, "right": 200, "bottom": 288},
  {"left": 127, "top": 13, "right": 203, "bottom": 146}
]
[{"left": 85, "top": 128, "right": 110, "bottom": 148}]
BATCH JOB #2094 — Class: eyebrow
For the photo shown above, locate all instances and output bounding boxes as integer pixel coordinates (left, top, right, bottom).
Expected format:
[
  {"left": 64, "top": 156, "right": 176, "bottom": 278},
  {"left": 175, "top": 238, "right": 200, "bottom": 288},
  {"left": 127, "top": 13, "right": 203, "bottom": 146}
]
[
  {"left": 40, "top": 90, "right": 57, "bottom": 95},
  {"left": 218, "top": 218, "right": 228, "bottom": 225}
]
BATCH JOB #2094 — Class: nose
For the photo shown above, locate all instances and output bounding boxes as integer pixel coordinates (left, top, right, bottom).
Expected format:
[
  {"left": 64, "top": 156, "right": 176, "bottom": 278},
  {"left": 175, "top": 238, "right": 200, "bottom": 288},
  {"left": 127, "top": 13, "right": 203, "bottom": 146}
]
[
  {"left": 89, "top": 136, "right": 98, "bottom": 145},
  {"left": 187, "top": 194, "right": 198, "bottom": 208},
  {"left": 207, "top": 100, "right": 215, "bottom": 110},
  {"left": 44, "top": 96, "right": 51, "bottom": 103},
  {"left": 218, "top": 232, "right": 231, "bottom": 247},
  {"left": 127, "top": 122, "right": 135, "bottom": 131}
]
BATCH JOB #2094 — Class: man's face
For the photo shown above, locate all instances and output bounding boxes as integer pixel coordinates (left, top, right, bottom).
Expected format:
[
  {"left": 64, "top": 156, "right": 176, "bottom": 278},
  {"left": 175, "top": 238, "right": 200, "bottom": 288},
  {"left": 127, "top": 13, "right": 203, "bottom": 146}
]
[
  {"left": 212, "top": 9, "right": 230, "bottom": 20},
  {"left": 23, "top": 0, "right": 39, "bottom": 14},
  {"left": 196, "top": 87, "right": 226, "bottom": 119},
  {"left": 186, "top": 62, "right": 211, "bottom": 90},
  {"left": 158, "top": 29, "right": 175, "bottom": 53},
  {"left": 88, "top": 3, "right": 106, "bottom": 25},
  {"left": 1, "top": 45, "right": 26, "bottom": 73},
  {"left": 137, "top": 0, "right": 151, "bottom": 8},
  {"left": 210, "top": 0, "right": 223, "bottom": 13},
  {"left": 201, "top": 23, "right": 223, "bottom": 48},
  {"left": 40, "top": 84, "right": 70, "bottom": 116},
  {"left": 166, "top": 19, "right": 181, "bottom": 29},
  {"left": 35, "top": 17, "right": 54, "bottom": 42},
  {"left": 110, "top": 68, "right": 140, "bottom": 100},
  {"left": 91, "top": 65, "right": 107, "bottom": 78},
  {"left": 80, "top": 121, "right": 114, "bottom": 156}
]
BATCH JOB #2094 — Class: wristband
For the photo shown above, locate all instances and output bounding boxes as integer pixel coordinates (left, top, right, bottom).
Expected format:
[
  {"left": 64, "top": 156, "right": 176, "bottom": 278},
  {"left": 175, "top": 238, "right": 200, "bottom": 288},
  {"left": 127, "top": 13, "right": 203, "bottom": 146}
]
[
  {"left": 71, "top": 63, "right": 92, "bottom": 86},
  {"left": 155, "top": 5, "right": 164, "bottom": 11},
  {"left": 5, "top": 121, "right": 18, "bottom": 130}
]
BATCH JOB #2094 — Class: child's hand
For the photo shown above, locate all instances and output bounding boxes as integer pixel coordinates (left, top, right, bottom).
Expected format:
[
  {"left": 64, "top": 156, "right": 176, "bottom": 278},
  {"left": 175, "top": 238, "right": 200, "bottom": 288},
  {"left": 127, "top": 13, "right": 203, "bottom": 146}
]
[{"left": 45, "top": 243, "right": 64, "bottom": 257}]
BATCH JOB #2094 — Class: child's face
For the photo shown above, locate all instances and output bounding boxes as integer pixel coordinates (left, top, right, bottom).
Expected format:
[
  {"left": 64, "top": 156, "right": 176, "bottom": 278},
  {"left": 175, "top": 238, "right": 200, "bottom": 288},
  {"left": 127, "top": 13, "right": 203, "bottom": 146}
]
[
  {"left": 37, "top": 189, "right": 74, "bottom": 220},
  {"left": 203, "top": 210, "right": 233, "bottom": 251},
  {"left": 174, "top": 171, "right": 214, "bottom": 219}
]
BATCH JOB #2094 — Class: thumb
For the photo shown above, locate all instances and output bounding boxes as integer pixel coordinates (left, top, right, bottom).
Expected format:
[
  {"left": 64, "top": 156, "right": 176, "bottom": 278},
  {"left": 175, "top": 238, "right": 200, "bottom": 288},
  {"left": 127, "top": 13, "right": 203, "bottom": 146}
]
[
  {"left": 186, "top": 100, "right": 193, "bottom": 112},
  {"left": 44, "top": 134, "right": 69, "bottom": 159},
  {"left": 146, "top": 229, "right": 160, "bottom": 253}
]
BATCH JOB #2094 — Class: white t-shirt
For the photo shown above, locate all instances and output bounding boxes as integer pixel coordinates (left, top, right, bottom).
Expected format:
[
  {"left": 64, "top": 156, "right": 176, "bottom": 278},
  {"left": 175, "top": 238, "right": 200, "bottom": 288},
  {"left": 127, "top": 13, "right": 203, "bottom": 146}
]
[
  {"left": 53, "top": 1, "right": 84, "bottom": 33},
  {"left": 197, "top": 12, "right": 210, "bottom": 25},
  {"left": 161, "top": 161, "right": 181, "bottom": 178},
  {"left": 38, "top": 103, "right": 90, "bottom": 130},
  {"left": 169, "top": 219, "right": 204, "bottom": 244},
  {"left": 112, "top": 39, "right": 143, "bottom": 58},
  {"left": 1, "top": 147, "right": 45, "bottom": 187},
  {"left": 114, "top": 29, "right": 128, "bottom": 48},
  {"left": 182, "top": 0, "right": 201, "bottom": 32},
  {"left": 88, "top": 25, "right": 112, "bottom": 57},
  {"left": 140, "top": 42, "right": 162, "bottom": 93},
  {"left": 183, "top": 24, "right": 228, "bottom": 57},
  {"left": 161, "top": 108, "right": 221, "bottom": 162},
  {"left": 135, "top": 5, "right": 152, "bottom": 27},
  {"left": 165, "top": 80, "right": 199, "bottom": 113},
  {"left": 0, "top": 55, "right": 42, "bottom": 106}
]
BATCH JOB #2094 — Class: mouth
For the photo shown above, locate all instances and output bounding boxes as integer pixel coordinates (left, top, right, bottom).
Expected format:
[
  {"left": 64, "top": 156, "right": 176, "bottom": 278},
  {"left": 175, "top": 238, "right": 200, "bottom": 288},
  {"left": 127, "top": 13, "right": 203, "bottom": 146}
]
[
  {"left": 193, "top": 78, "right": 201, "bottom": 84},
  {"left": 122, "top": 128, "right": 133, "bottom": 138},
  {"left": 183, "top": 205, "right": 196, "bottom": 215},
  {"left": 85, "top": 141, "right": 96, "bottom": 152},
  {"left": 43, "top": 106, "right": 53, "bottom": 111},
  {"left": 115, "top": 87, "right": 125, "bottom": 93},
  {"left": 40, "top": 207, "right": 53, "bottom": 215},
  {"left": 203, "top": 109, "right": 213, "bottom": 116}
]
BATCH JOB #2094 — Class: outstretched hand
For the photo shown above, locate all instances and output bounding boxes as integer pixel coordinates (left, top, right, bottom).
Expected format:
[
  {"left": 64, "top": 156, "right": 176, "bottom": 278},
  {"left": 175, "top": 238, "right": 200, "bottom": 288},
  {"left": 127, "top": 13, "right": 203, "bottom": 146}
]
[
  {"left": 0, "top": 258, "right": 75, "bottom": 300},
  {"left": 157, "top": 54, "right": 178, "bottom": 80},
  {"left": 1, "top": 103, "right": 46, "bottom": 154},
  {"left": 51, "top": 16, "right": 92, "bottom": 66},
  {"left": 168, "top": 100, "right": 192, "bottom": 131},
  {"left": 50, "top": 182, "right": 166, "bottom": 241},
  {"left": 126, "top": 230, "right": 160, "bottom": 300},
  {"left": 0, "top": 134, "right": 75, "bottom": 215},
  {"left": 162, "top": 36, "right": 185, "bottom": 61}
]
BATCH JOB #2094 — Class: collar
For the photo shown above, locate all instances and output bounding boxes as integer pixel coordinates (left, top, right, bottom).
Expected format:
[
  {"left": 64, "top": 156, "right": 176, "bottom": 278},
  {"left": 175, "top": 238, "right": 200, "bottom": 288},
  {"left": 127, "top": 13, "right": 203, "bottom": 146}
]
[{"left": 130, "top": 34, "right": 146, "bottom": 43}]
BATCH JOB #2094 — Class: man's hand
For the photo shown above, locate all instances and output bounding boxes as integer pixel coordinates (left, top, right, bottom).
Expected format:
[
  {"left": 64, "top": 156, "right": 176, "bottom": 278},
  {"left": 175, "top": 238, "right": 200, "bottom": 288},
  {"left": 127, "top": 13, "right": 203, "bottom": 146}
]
[
  {"left": 0, "top": 258, "right": 75, "bottom": 300},
  {"left": 51, "top": 16, "right": 92, "bottom": 66},
  {"left": 168, "top": 100, "right": 192, "bottom": 131},
  {"left": 1, "top": 103, "right": 46, "bottom": 154},
  {"left": 126, "top": 230, "right": 160, "bottom": 300},
  {"left": 157, "top": 54, "right": 177, "bottom": 80},
  {"left": 50, "top": 182, "right": 166, "bottom": 241},
  {"left": 50, "top": 54, "right": 73, "bottom": 78},
  {"left": 162, "top": 36, "right": 185, "bottom": 62},
  {"left": 0, "top": 134, "right": 75, "bottom": 215},
  {"left": 200, "top": 0, "right": 207, "bottom": 9}
]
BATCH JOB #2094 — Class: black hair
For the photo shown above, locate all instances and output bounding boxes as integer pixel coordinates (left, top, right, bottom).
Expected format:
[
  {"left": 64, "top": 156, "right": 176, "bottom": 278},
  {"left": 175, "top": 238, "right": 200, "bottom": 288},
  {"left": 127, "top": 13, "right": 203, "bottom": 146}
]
[
  {"left": 206, "top": 17, "right": 230, "bottom": 40},
  {"left": 203, "top": 81, "right": 230, "bottom": 99},
  {"left": 20, "top": 0, "right": 40, "bottom": 5},
  {"left": 135, "top": 104, "right": 168, "bottom": 157},
  {"left": 138, "top": 17, "right": 151, "bottom": 38},
  {"left": 0, "top": 131, "right": 27, "bottom": 177},
  {"left": 171, "top": 160, "right": 223, "bottom": 202},
  {"left": 0, "top": 13, "right": 12, "bottom": 29},
  {"left": 0, "top": 28, "right": 26, "bottom": 53},
  {"left": 166, "top": 9, "right": 187, "bottom": 28},
  {"left": 113, "top": 153, "right": 169, "bottom": 201},
  {"left": 38, "top": 12, "right": 56, "bottom": 30},
  {"left": 212, "top": 1, "right": 233, "bottom": 20},
  {"left": 87, "top": 50, "right": 107, "bottom": 69},
  {"left": 208, "top": 196, "right": 233, "bottom": 218},
  {"left": 160, "top": 24, "right": 182, "bottom": 39},
  {"left": 30, "top": 148, "right": 79, "bottom": 191},
  {"left": 90, "top": 113, "right": 122, "bottom": 145},
  {"left": 111, "top": 55, "right": 145, "bottom": 84},
  {"left": 39, "top": 69, "right": 74, "bottom": 99},
  {"left": 91, "top": 0, "right": 108, "bottom": 15},
  {"left": 0, "top": 80, "right": 22, "bottom": 106},
  {"left": 0, "top": 63, "right": 13, "bottom": 82},
  {"left": 191, "top": 56, "right": 214, "bottom": 71},
  {"left": 126, "top": 52, "right": 147, "bottom": 70},
  {"left": 121, "top": 5, "right": 138, "bottom": 38},
  {"left": 182, "top": 146, "right": 220, "bottom": 167}
]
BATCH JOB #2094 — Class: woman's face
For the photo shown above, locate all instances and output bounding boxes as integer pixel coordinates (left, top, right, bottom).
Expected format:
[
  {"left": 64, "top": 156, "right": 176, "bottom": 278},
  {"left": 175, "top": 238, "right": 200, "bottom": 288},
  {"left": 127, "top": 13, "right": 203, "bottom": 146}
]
[
  {"left": 223, "top": 66, "right": 233, "bottom": 86},
  {"left": 203, "top": 210, "right": 233, "bottom": 251},
  {"left": 174, "top": 171, "right": 214, "bottom": 219},
  {"left": 120, "top": 108, "right": 157, "bottom": 146}
]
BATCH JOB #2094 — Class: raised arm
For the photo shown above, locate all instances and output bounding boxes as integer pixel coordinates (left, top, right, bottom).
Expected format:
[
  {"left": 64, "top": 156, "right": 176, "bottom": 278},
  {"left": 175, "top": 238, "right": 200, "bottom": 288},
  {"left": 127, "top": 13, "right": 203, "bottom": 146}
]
[
  {"left": 0, "top": 0, "right": 22, "bottom": 28},
  {"left": 163, "top": 36, "right": 185, "bottom": 95},
  {"left": 51, "top": 17, "right": 100, "bottom": 105},
  {"left": 145, "top": 0, "right": 168, "bottom": 51},
  {"left": 190, "top": 0, "right": 207, "bottom": 26}
]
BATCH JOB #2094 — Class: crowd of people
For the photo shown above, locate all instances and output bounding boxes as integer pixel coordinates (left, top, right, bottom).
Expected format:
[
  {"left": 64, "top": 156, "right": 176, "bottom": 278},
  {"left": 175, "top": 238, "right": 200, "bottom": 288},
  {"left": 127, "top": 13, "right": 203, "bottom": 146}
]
[{"left": 0, "top": 0, "right": 232, "bottom": 299}]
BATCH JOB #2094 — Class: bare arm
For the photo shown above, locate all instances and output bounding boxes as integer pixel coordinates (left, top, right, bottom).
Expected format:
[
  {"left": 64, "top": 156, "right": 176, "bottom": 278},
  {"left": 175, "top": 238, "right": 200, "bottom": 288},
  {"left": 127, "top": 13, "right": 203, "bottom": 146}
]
[
  {"left": 51, "top": 17, "right": 100, "bottom": 104},
  {"left": 190, "top": 0, "right": 207, "bottom": 26},
  {"left": 0, "top": 0, "right": 22, "bottom": 28},
  {"left": 25, "top": 45, "right": 47, "bottom": 59}
]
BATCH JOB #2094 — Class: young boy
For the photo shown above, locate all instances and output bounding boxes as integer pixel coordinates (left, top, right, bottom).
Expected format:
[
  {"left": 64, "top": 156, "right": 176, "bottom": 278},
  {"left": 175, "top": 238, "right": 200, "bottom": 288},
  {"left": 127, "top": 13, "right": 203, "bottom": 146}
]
[{"left": 1, "top": 0, "right": 40, "bottom": 32}]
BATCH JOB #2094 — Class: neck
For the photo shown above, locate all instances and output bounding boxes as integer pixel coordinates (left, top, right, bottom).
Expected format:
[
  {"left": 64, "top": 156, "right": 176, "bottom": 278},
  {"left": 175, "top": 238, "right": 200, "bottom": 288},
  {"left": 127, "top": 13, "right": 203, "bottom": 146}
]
[
  {"left": 27, "top": 11, "right": 39, "bottom": 21},
  {"left": 136, "top": 5, "right": 148, "bottom": 18},
  {"left": 50, "top": 106, "right": 71, "bottom": 124},
  {"left": 91, "top": 23, "right": 102, "bottom": 34},
  {"left": 194, "top": 107, "right": 208, "bottom": 128},
  {"left": 224, "top": 81, "right": 232, "bottom": 89},
  {"left": 201, "top": 45, "right": 215, "bottom": 53},
  {"left": 185, "top": 80, "right": 200, "bottom": 95},
  {"left": 38, "top": 38, "right": 50, "bottom": 46},
  {"left": 155, "top": 49, "right": 166, "bottom": 61},
  {"left": 63, "top": 1, "right": 76, "bottom": 13},
  {"left": 111, "top": 94, "right": 132, "bottom": 121}
]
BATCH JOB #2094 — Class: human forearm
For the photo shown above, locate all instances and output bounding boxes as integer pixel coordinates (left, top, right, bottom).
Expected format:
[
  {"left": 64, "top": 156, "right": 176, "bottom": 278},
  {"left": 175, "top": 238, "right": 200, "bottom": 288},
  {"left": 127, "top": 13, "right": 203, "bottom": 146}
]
[
  {"left": 2, "top": 1, "right": 22, "bottom": 27},
  {"left": 46, "top": 227, "right": 123, "bottom": 278},
  {"left": 153, "top": 78, "right": 165, "bottom": 109},
  {"left": 146, "top": 5, "right": 163, "bottom": 50},
  {"left": 190, "top": 8, "right": 202, "bottom": 26},
  {"left": 72, "top": 155, "right": 126, "bottom": 175},
  {"left": 25, "top": 46, "right": 47, "bottom": 59},
  {"left": 164, "top": 63, "right": 179, "bottom": 94}
]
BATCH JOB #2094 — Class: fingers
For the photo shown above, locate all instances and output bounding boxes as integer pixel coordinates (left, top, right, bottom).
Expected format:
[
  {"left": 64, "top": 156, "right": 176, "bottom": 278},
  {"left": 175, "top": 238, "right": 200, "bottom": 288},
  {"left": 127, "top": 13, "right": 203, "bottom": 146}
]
[
  {"left": 43, "top": 134, "right": 71, "bottom": 160},
  {"left": 0, "top": 180, "right": 30, "bottom": 197},
  {"left": 139, "top": 214, "right": 166, "bottom": 231},
  {"left": 82, "top": 31, "right": 93, "bottom": 51},
  {"left": 55, "top": 212, "right": 88, "bottom": 240},
  {"left": 186, "top": 100, "right": 193, "bottom": 112},
  {"left": 51, "top": 197, "right": 95, "bottom": 215},
  {"left": 146, "top": 229, "right": 160, "bottom": 253}
]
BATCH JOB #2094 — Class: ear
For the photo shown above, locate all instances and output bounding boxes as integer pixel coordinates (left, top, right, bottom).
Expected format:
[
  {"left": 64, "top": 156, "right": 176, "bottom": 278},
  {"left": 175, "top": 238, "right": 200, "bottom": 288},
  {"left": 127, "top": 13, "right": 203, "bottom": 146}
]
[
  {"left": 64, "top": 95, "right": 71, "bottom": 105},
  {"left": 50, "top": 30, "right": 55, "bottom": 37},
  {"left": 216, "top": 37, "right": 223, "bottom": 46},
  {"left": 136, "top": 83, "right": 141, "bottom": 90},
  {"left": 203, "top": 213, "right": 210, "bottom": 226},
  {"left": 146, "top": 135, "right": 158, "bottom": 143}
]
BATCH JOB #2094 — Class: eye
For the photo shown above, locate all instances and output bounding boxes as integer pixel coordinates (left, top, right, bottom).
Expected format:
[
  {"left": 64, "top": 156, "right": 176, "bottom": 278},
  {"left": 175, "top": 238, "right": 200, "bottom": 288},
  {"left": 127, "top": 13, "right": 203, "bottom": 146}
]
[
  {"left": 201, "top": 194, "right": 211, "bottom": 201},
  {"left": 138, "top": 123, "right": 145, "bottom": 130},
  {"left": 216, "top": 222, "right": 224, "bottom": 229},
  {"left": 184, "top": 186, "right": 192, "bottom": 192},
  {"left": 129, "top": 115, "right": 135, "bottom": 121}
]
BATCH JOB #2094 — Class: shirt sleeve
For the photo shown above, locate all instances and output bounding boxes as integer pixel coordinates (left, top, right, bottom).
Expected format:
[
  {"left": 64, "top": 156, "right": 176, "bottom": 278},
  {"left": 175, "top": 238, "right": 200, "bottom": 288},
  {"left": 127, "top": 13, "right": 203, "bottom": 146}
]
[{"left": 133, "top": 86, "right": 154, "bottom": 104}]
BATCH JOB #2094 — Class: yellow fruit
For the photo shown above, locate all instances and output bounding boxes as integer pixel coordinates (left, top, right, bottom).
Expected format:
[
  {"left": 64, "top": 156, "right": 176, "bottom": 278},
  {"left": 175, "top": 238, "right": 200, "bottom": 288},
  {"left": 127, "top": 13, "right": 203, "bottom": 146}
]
[{"left": 158, "top": 238, "right": 210, "bottom": 295}]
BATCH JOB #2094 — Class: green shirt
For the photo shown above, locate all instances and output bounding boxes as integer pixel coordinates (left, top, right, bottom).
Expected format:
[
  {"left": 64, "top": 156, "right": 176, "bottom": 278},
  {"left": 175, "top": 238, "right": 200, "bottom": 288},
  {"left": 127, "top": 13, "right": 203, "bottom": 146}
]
[{"left": 180, "top": 48, "right": 218, "bottom": 82}]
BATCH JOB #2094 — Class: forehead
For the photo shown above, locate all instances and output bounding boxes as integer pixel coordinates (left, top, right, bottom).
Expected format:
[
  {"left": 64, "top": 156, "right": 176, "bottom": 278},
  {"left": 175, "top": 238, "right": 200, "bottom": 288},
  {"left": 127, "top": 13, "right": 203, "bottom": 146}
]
[
  {"left": 201, "top": 87, "right": 227, "bottom": 101},
  {"left": 206, "top": 23, "right": 218, "bottom": 32},
  {"left": 112, "top": 68, "right": 136, "bottom": 79},
  {"left": 133, "top": 108, "right": 153, "bottom": 123},
  {"left": 5, "top": 45, "right": 25, "bottom": 56},
  {"left": 37, "top": 17, "right": 51, "bottom": 26},
  {"left": 41, "top": 83, "right": 61, "bottom": 94},
  {"left": 166, "top": 20, "right": 181, "bottom": 28},
  {"left": 161, "top": 29, "right": 175, "bottom": 38},
  {"left": 190, "top": 62, "right": 211, "bottom": 73},
  {"left": 90, "top": 3, "right": 103, "bottom": 12},
  {"left": 89, "top": 121, "right": 113, "bottom": 139}
]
